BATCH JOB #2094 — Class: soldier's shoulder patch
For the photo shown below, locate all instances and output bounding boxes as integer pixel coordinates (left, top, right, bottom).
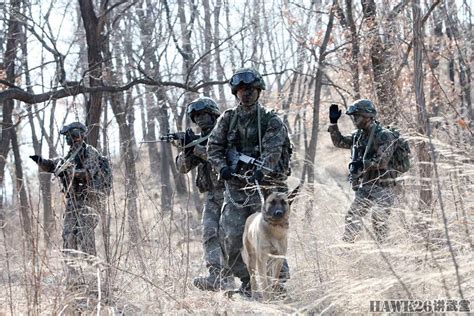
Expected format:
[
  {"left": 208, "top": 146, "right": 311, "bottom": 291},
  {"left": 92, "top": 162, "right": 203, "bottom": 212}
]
[{"left": 267, "top": 115, "right": 284, "bottom": 129}]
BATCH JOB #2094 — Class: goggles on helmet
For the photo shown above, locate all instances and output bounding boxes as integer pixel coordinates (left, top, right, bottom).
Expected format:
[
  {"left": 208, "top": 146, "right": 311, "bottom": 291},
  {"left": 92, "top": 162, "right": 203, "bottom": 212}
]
[
  {"left": 346, "top": 104, "right": 358, "bottom": 115},
  {"left": 187, "top": 101, "right": 207, "bottom": 113},
  {"left": 229, "top": 71, "right": 257, "bottom": 86}
]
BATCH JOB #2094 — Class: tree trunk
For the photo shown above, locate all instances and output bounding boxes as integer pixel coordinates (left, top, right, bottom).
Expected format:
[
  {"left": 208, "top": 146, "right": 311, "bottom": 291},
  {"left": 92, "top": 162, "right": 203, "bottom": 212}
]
[
  {"left": 102, "top": 25, "right": 141, "bottom": 244},
  {"left": 21, "top": 23, "right": 54, "bottom": 247},
  {"left": 11, "top": 130, "right": 32, "bottom": 239},
  {"left": 428, "top": 6, "right": 443, "bottom": 125},
  {"left": 78, "top": 0, "right": 104, "bottom": 147},
  {"left": 413, "top": 0, "right": 433, "bottom": 213},
  {"left": 361, "top": 0, "right": 397, "bottom": 123},
  {"left": 202, "top": 0, "right": 212, "bottom": 97},
  {"left": 304, "top": 0, "right": 336, "bottom": 184},
  {"left": 0, "top": 0, "right": 21, "bottom": 223},
  {"left": 213, "top": 0, "right": 226, "bottom": 104},
  {"left": 344, "top": 0, "right": 360, "bottom": 98}
]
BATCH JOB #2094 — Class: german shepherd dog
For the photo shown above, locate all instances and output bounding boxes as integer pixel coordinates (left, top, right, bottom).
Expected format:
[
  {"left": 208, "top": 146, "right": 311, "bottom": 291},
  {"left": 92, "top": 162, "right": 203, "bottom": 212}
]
[{"left": 242, "top": 188, "right": 298, "bottom": 301}]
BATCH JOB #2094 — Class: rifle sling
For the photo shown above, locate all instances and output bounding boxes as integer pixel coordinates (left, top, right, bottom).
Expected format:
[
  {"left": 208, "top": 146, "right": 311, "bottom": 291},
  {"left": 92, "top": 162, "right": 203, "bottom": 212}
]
[
  {"left": 54, "top": 144, "right": 83, "bottom": 176},
  {"left": 183, "top": 134, "right": 210, "bottom": 149}
]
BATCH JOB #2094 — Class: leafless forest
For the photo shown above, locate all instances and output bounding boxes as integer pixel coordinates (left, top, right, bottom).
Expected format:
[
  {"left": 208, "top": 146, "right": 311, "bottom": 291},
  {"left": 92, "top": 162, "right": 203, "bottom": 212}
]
[{"left": 0, "top": 0, "right": 472, "bottom": 314}]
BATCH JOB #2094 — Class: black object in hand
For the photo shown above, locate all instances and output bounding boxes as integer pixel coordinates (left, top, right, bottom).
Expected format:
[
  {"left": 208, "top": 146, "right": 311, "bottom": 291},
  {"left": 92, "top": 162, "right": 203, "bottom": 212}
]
[
  {"left": 329, "top": 104, "right": 342, "bottom": 124},
  {"left": 349, "top": 160, "right": 363, "bottom": 173},
  {"left": 29, "top": 155, "right": 42, "bottom": 163},
  {"left": 220, "top": 167, "right": 232, "bottom": 181},
  {"left": 184, "top": 128, "right": 196, "bottom": 156},
  {"left": 249, "top": 169, "right": 264, "bottom": 183},
  {"left": 184, "top": 128, "right": 196, "bottom": 145}
]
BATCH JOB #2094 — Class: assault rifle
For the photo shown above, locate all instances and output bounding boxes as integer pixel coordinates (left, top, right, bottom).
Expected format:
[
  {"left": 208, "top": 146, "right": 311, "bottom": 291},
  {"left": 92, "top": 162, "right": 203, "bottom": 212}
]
[
  {"left": 141, "top": 129, "right": 200, "bottom": 148},
  {"left": 348, "top": 145, "right": 363, "bottom": 188},
  {"left": 226, "top": 148, "right": 273, "bottom": 173}
]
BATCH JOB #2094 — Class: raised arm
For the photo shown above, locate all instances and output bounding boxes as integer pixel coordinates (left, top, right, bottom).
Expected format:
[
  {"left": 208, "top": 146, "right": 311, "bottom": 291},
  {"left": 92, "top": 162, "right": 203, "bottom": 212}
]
[{"left": 328, "top": 124, "right": 353, "bottom": 149}]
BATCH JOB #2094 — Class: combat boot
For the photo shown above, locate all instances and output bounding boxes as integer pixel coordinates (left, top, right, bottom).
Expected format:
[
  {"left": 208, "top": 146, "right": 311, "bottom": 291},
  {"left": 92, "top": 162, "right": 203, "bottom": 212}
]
[
  {"left": 238, "top": 278, "right": 252, "bottom": 298},
  {"left": 193, "top": 267, "right": 221, "bottom": 291}
]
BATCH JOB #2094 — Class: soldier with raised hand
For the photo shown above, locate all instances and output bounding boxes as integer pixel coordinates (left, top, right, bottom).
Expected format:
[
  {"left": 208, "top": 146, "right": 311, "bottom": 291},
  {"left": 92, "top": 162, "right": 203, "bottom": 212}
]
[
  {"left": 207, "top": 68, "right": 292, "bottom": 297},
  {"left": 328, "top": 99, "right": 396, "bottom": 243},
  {"left": 30, "top": 122, "right": 107, "bottom": 285},
  {"left": 175, "top": 97, "right": 233, "bottom": 291}
]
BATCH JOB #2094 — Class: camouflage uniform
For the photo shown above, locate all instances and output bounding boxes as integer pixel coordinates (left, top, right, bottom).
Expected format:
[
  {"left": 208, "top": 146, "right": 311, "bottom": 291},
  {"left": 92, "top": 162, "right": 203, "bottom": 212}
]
[
  {"left": 36, "top": 142, "right": 104, "bottom": 256},
  {"left": 176, "top": 140, "right": 224, "bottom": 274},
  {"left": 208, "top": 103, "right": 291, "bottom": 285},
  {"left": 328, "top": 122, "right": 396, "bottom": 242}
]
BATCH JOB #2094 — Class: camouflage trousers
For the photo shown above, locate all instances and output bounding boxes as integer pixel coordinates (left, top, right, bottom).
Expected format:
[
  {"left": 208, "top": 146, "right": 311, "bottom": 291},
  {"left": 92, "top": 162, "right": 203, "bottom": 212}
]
[
  {"left": 220, "top": 183, "right": 290, "bottom": 283},
  {"left": 63, "top": 194, "right": 100, "bottom": 258},
  {"left": 343, "top": 184, "right": 394, "bottom": 243},
  {"left": 202, "top": 190, "right": 224, "bottom": 270}
]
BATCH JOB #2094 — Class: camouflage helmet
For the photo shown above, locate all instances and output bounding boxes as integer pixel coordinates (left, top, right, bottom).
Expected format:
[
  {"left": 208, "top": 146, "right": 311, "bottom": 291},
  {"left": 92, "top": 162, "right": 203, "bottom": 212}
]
[
  {"left": 229, "top": 67, "right": 266, "bottom": 95},
  {"left": 346, "top": 99, "right": 377, "bottom": 117},
  {"left": 60, "top": 122, "right": 88, "bottom": 137},
  {"left": 186, "top": 97, "right": 221, "bottom": 123}
]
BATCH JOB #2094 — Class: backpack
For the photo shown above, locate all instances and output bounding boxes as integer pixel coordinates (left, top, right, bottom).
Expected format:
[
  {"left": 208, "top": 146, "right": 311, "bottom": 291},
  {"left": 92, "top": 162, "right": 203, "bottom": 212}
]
[
  {"left": 386, "top": 127, "right": 411, "bottom": 176},
  {"left": 96, "top": 155, "right": 113, "bottom": 195}
]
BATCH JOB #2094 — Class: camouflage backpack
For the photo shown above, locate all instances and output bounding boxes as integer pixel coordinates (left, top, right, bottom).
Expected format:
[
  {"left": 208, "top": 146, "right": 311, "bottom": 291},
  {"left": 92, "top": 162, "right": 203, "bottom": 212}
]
[
  {"left": 96, "top": 155, "right": 113, "bottom": 195},
  {"left": 386, "top": 127, "right": 411, "bottom": 176}
]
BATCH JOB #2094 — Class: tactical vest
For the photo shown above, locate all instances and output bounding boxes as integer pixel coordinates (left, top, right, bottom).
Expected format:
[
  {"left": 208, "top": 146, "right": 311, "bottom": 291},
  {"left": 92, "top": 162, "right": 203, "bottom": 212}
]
[
  {"left": 351, "top": 124, "right": 393, "bottom": 186},
  {"left": 227, "top": 105, "right": 292, "bottom": 177}
]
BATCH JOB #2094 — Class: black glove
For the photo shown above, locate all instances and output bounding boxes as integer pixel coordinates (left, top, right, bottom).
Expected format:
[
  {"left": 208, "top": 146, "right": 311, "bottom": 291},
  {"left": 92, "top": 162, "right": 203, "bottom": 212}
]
[
  {"left": 29, "top": 155, "right": 42, "bottom": 164},
  {"left": 184, "top": 128, "right": 196, "bottom": 156},
  {"left": 329, "top": 103, "right": 342, "bottom": 124},
  {"left": 184, "top": 128, "right": 196, "bottom": 145},
  {"left": 249, "top": 169, "right": 264, "bottom": 183},
  {"left": 220, "top": 167, "right": 232, "bottom": 181}
]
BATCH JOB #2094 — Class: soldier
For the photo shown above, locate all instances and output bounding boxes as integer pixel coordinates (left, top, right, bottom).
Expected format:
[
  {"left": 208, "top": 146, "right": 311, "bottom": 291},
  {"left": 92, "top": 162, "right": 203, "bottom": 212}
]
[
  {"left": 328, "top": 99, "right": 396, "bottom": 243},
  {"left": 30, "top": 122, "right": 107, "bottom": 284},
  {"left": 207, "top": 68, "right": 292, "bottom": 296},
  {"left": 175, "top": 97, "right": 232, "bottom": 291}
]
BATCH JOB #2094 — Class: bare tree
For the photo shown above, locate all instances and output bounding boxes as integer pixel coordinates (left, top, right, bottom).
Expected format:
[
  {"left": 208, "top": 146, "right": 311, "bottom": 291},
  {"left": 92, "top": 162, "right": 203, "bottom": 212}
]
[
  {"left": 304, "top": 0, "right": 337, "bottom": 184},
  {"left": 78, "top": 0, "right": 105, "bottom": 147},
  {"left": 412, "top": 0, "right": 433, "bottom": 221}
]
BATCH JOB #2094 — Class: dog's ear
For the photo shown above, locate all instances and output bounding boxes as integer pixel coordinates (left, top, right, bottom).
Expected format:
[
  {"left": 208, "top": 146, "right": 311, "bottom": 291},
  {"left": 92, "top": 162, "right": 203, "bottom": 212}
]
[{"left": 287, "top": 185, "right": 300, "bottom": 206}]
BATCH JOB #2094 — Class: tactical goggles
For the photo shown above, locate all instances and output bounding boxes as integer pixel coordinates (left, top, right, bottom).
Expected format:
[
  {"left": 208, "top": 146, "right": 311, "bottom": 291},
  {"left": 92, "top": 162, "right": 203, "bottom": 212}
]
[
  {"left": 229, "top": 71, "right": 257, "bottom": 86},
  {"left": 59, "top": 125, "right": 69, "bottom": 135},
  {"left": 60, "top": 127, "right": 83, "bottom": 138},
  {"left": 187, "top": 101, "right": 207, "bottom": 115},
  {"left": 346, "top": 105, "right": 359, "bottom": 115}
]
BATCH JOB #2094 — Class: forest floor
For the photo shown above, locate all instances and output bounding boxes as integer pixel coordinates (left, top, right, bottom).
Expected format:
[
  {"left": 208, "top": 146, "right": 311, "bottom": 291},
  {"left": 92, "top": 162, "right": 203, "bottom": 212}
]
[{"left": 0, "top": 119, "right": 472, "bottom": 314}]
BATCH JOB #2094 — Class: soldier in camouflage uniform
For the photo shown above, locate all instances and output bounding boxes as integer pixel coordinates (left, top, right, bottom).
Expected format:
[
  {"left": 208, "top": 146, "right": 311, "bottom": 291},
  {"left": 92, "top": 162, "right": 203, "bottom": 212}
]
[
  {"left": 328, "top": 99, "right": 396, "bottom": 243},
  {"left": 175, "top": 97, "right": 233, "bottom": 291},
  {"left": 30, "top": 122, "right": 106, "bottom": 283},
  {"left": 207, "top": 68, "right": 292, "bottom": 296}
]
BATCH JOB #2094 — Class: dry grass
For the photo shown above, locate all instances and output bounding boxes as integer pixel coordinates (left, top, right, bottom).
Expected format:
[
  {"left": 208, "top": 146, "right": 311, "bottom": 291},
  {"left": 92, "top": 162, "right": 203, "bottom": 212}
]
[{"left": 1, "top": 122, "right": 472, "bottom": 314}]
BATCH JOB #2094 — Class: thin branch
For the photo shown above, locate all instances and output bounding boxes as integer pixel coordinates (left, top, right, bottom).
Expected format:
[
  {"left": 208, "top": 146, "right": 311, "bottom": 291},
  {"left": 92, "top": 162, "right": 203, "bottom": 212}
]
[
  {"left": 0, "top": 78, "right": 229, "bottom": 104},
  {"left": 394, "top": 0, "right": 442, "bottom": 80}
]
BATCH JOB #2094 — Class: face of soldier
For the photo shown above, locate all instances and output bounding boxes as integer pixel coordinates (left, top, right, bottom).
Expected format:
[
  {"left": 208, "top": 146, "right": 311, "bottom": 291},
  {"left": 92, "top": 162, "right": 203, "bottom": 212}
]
[
  {"left": 193, "top": 112, "right": 215, "bottom": 131},
  {"left": 236, "top": 85, "right": 259, "bottom": 108},
  {"left": 352, "top": 114, "right": 371, "bottom": 130},
  {"left": 65, "top": 132, "right": 83, "bottom": 147}
]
